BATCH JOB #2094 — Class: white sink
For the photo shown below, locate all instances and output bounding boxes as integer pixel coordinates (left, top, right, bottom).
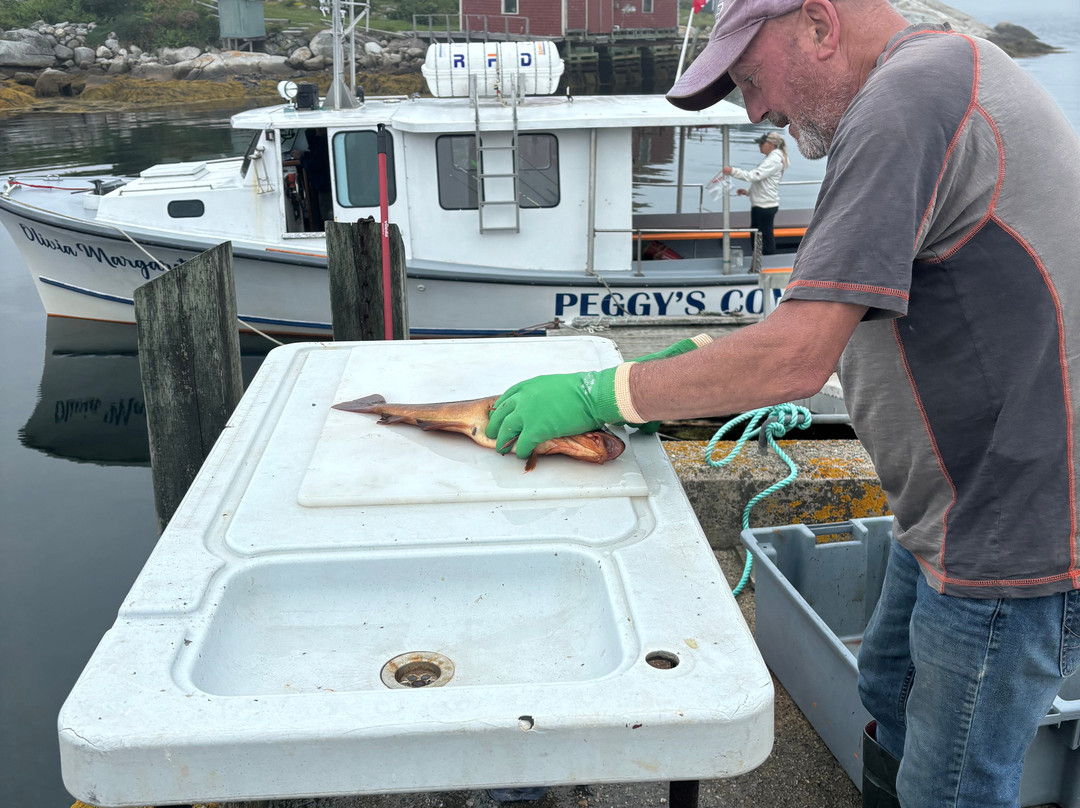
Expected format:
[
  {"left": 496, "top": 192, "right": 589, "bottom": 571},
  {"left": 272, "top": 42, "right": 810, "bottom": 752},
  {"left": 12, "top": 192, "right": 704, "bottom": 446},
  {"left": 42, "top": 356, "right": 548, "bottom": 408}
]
[
  {"left": 59, "top": 337, "right": 773, "bottom": 806},
  {"left": 188, "top": 546, "right": 632, "bottom": 695}
]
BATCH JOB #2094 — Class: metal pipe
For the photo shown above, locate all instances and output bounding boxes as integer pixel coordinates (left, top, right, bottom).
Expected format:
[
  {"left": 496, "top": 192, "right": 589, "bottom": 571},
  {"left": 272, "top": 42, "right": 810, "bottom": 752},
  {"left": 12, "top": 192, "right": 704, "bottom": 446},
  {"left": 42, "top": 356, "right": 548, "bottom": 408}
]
[
  {"left": 676, "top": 126, "right": 686, "bottom": 215},
  {"left": 587, "top": 129, "right": 597, "bottom": 275},
  {"left": 722, "top": 125, "right": 731, "bottom": 273}
]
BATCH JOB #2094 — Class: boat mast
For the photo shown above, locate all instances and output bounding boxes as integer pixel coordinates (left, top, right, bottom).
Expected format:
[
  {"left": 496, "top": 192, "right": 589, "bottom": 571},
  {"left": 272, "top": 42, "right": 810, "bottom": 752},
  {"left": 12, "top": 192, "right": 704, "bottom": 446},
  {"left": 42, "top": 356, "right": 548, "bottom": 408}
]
[{"left": 322, "top": 0, "right": 369, "bottom": 109}]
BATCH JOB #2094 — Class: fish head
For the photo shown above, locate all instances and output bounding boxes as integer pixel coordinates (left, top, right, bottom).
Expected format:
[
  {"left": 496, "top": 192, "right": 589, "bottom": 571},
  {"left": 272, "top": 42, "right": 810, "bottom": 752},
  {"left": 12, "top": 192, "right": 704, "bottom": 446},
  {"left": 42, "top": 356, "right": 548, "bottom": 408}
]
[{"left": 538, "top": 430, "right": 625, "bottom": 465}]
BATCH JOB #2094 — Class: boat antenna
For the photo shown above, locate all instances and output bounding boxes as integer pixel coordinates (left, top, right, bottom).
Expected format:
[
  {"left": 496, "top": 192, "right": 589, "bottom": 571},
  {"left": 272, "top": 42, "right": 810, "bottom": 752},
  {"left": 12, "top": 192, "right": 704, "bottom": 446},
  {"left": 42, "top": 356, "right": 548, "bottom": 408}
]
[{"left": 325, "top": 0, "right": 357, "bottom": 109}]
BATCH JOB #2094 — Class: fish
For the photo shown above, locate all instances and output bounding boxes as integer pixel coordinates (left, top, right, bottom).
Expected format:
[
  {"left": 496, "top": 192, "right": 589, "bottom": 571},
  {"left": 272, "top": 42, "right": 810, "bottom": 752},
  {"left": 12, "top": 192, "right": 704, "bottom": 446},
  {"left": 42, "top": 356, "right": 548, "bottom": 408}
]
[{"left": 332, "top": 394, "right": 625, "bottom": 472}]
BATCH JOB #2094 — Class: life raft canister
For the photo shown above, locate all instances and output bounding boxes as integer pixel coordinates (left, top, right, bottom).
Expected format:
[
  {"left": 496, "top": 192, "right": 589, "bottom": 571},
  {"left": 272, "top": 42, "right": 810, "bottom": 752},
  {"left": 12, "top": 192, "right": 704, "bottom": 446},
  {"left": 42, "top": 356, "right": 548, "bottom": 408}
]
[{"left": 421, "top": 41, "right": 564, "bottom": 98}]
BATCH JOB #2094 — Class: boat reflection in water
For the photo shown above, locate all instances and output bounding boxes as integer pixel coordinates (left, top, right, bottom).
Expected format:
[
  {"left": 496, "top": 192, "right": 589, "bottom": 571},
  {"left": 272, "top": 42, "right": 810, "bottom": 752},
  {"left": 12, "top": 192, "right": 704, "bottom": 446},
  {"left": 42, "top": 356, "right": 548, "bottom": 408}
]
[{"left": 20, "top": 317, "right": 302, "bottom": 466}]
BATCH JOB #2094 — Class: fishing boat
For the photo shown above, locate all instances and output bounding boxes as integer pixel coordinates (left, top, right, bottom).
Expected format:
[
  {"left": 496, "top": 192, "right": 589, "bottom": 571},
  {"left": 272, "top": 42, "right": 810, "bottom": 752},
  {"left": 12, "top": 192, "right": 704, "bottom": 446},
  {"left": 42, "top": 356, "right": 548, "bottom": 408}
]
[{"left": 0, "top": 32, "right": 806, "bottom": 337}]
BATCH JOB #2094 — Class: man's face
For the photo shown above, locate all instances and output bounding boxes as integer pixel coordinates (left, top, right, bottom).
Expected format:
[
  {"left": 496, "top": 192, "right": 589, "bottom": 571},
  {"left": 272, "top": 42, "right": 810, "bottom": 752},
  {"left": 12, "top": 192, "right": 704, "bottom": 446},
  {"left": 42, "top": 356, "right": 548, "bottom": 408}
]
[{"left": 730, "top": 16, "right": 860, "bottom": 159}]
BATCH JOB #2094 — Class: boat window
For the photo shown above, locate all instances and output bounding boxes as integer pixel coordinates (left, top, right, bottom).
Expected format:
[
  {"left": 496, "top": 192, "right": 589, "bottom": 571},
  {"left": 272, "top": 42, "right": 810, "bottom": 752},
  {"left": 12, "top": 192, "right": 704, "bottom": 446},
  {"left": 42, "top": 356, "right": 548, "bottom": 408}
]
[
  {"left": 436, "top": 134, "right": 559, "bottom": 210},
  {"left": 502, "top": 0, "right": 518, "bottom": 13},
  {"left": 167, "top": 200, "right": 205, "bottom": 218},
  {"left": 332, "top": 130, "right": 397, "bottom": 208}
]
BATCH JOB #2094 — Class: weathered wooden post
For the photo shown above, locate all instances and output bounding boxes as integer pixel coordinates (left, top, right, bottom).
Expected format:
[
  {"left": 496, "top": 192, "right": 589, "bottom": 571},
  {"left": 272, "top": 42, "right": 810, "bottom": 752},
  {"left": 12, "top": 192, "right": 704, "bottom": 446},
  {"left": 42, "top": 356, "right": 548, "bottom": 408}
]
[
  {"left": 326, "top": 217, "right": 409, "bottom": 341},
  {"left": 134, "top": 241, "right": 244, "bottom": 533}
]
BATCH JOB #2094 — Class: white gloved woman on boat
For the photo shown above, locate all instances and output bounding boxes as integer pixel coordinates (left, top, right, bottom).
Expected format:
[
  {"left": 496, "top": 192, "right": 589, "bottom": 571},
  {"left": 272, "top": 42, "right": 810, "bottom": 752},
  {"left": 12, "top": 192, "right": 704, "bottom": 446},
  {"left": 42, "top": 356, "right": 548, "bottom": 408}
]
[{"left": 721, "top": 130, "right": 789, "bottom": 255}]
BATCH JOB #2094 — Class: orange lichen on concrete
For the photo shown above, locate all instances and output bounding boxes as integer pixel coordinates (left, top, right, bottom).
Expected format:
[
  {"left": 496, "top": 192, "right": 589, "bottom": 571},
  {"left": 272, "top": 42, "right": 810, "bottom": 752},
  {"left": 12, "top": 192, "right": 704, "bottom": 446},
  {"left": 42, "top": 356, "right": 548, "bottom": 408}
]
[{"left": 662, "top": 439, "right": 891, "bottom": 546}]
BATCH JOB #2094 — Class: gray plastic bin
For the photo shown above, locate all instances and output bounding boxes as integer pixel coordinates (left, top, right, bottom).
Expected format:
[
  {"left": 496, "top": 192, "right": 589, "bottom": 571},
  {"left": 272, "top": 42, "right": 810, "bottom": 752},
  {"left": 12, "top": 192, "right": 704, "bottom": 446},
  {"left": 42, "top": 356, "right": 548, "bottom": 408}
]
[{"left": 741, "top": 516, "right": 1080, "bottom": 808}]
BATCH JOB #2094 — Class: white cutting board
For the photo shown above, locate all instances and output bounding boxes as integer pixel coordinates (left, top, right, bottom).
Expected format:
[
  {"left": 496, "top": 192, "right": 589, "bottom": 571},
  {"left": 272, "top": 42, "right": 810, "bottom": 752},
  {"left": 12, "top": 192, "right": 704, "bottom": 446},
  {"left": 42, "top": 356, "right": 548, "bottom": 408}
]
[{"left": 298, "top": 339, "right": 649, "bottom": 507}]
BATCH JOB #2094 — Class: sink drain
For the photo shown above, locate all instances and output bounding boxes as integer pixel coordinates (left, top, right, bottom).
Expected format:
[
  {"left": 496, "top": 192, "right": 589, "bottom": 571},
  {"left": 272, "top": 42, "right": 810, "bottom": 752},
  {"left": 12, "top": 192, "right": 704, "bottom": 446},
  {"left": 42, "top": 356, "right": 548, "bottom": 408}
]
[{"left": 381, "top": 651, "right": 455, "bottom": 689}]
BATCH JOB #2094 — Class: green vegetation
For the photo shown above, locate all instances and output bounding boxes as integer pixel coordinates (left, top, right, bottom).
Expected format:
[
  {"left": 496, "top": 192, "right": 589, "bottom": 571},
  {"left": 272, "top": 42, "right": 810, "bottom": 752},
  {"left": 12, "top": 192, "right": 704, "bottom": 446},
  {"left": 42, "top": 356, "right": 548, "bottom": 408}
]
[
  {"left": 0, "top": 0, "right": 448, "bottom": 44},
  {"left": 262, "top": 0, "right": 325, "bottom": 34},
  {"left": 0, "top": 0, "right": 218, "bottom": 49}
]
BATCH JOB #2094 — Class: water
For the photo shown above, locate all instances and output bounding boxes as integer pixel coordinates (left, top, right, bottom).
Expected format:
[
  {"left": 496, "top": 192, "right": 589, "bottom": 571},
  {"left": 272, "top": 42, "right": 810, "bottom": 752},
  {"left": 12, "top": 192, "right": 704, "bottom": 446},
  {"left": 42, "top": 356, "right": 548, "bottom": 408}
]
[{"left": 1, "top": 5, "right": 1078, "bottom": 803}]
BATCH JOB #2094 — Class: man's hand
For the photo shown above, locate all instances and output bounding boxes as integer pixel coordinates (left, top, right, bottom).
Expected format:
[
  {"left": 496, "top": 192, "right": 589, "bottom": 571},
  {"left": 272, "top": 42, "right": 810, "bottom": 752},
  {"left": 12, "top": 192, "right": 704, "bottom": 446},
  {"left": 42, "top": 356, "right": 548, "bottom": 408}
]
[
  {"left": 736, "top": 188, "right": 748, "bottom": 196},
  {"left": 486, "top": 336, "right": 714, "bottom": 455},
  {"left": 486, "top": 367, "right": 624, "bottom": 459},
  {"left": 722, "top": 166, "right": 733, "bottom": 175}
]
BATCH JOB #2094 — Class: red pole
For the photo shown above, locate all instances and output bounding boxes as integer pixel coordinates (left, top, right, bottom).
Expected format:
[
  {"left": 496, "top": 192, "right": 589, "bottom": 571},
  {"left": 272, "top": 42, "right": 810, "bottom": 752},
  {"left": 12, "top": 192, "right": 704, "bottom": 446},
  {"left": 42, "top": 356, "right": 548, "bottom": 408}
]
[{"left": 377, "top": 124, "right": 393, "bottom": 340}]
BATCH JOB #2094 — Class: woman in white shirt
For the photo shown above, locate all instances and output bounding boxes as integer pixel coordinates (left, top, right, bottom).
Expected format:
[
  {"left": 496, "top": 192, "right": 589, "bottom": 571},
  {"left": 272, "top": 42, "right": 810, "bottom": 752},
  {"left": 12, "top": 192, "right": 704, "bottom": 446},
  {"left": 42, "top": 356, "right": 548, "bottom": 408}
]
[{"left": 722, "top": 131, "right": 788, "bottom": 255}]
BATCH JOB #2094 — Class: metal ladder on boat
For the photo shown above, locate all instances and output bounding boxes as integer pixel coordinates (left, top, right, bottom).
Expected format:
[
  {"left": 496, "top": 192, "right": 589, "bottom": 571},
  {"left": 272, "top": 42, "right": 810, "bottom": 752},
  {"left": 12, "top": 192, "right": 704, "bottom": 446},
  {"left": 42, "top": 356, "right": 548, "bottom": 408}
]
[{"left": 471, "top": 74, "right": 521, "bottom": 234}]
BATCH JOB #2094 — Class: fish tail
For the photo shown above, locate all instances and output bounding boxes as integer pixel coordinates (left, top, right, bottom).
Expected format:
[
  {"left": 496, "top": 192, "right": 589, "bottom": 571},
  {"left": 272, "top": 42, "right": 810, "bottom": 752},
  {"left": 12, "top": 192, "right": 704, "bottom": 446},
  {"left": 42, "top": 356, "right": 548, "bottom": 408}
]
[
  {"left": 332, "top": 394, "right": 387, "bottom": 413},
  {"left": 524, "top": 452, "right": 538, "bottom": 472}
]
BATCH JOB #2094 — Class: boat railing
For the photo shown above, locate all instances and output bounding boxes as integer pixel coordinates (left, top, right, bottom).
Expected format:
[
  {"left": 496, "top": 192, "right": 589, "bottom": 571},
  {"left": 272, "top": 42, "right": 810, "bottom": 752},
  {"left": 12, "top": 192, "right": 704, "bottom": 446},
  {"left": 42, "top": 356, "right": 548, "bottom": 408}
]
[
  {"left": 635, "top": 179, "right": 822, "bottom": 215},
  {"left": 412, "top": 13, "right": 532, "bottom": 43},
  {"left": 593, "top": 226, "right": 763, "bottom": 277}
]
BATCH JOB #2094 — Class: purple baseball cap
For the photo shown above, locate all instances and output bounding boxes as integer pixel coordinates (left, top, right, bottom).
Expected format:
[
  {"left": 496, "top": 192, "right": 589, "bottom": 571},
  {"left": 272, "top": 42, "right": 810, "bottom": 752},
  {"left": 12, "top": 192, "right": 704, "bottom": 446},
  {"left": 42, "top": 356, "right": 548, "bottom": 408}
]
[{"left": 667, "top": 0, "right": 806, "bottom": 111}]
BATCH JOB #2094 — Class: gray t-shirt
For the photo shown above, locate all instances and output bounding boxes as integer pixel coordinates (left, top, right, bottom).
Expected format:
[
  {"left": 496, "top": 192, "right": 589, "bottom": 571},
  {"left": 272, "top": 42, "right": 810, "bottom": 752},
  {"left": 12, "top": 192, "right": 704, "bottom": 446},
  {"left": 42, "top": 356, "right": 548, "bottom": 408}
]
[{"left": 784, "top": 25, "right": 1080, "bottom": 597}]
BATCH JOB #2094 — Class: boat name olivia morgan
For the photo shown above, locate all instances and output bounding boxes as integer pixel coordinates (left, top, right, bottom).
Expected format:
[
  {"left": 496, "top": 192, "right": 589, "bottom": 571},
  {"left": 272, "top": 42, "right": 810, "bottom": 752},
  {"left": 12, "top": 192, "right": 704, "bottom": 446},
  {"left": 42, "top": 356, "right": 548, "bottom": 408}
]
[{"left": 18, "top": 223, "right": 184, "bottom": 279}]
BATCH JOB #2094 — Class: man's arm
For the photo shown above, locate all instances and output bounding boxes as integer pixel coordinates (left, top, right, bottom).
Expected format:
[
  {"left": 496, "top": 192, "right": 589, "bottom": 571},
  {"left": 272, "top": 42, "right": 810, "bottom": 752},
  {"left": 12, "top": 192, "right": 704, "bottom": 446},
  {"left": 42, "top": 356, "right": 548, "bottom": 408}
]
[
  {"left": 486, "top": 299, "right": 867, "bottom": 458},
  {"left": 627, "top": 299, "right": 867, "bottom": 421}
]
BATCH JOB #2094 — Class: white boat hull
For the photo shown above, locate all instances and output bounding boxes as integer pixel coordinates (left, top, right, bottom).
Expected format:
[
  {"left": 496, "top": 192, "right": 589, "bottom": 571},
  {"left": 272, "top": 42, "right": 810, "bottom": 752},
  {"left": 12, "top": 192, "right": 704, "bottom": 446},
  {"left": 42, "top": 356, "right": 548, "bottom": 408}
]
[
  {"left": 3, "top": 203, "right": 783, "bottom": 338},
  {"left": 1, "top": 90, "right": 801, "bottom": 338}
]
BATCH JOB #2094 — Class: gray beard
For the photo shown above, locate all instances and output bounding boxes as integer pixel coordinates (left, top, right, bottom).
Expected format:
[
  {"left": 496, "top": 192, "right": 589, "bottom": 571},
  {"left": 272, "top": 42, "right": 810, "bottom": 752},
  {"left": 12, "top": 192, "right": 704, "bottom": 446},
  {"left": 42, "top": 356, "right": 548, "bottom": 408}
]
[
  {"left": 766, "top": 113, "right": 831, "bottom": 160},
  {"left": 792, "top": 120, "right": 833, "bottom": 160}
]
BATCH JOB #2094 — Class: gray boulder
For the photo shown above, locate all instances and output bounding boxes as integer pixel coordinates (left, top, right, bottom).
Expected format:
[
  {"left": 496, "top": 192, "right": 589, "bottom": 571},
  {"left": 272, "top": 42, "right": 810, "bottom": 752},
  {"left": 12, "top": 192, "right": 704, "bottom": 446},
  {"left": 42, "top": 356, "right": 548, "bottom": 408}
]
[
  {"left": 34, "top": 67, "right": 78, "bottom": 96},
  {"left": 130, "top": 61, "right": 180, "bottom": 80},
  {"left": 0, "top": 29, "right": 56, "bottom": 67},
  {"left": 159, "top": 45, "right": 201, "bottom": 65},
  {"left": 72, "top": 46, "right": 95, "bottom": 68},
  {"left": 308, "top": 30, "right": 334, "bottom": 59},
  {"left": 106, "top": 54, "right": 128, "bottom": 74},
  {"left": 287, "top": 45, "right": 313, "bottom": 68}
]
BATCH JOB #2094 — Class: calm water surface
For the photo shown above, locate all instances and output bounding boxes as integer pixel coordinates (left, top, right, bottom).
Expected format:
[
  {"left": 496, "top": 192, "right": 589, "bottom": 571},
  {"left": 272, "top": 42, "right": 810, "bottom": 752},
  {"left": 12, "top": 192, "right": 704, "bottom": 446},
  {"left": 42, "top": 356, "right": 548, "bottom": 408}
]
[{"left": 1, "top": 3, "right": 1078, "bottom": 803}]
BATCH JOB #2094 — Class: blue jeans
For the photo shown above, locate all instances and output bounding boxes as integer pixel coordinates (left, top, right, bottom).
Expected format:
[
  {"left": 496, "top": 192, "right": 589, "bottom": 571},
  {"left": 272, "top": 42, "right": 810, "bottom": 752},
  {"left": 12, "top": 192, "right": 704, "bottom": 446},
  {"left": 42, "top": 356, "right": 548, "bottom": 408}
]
[{"left": 858, "top": 539, "right": 1080, "bottom": 807}]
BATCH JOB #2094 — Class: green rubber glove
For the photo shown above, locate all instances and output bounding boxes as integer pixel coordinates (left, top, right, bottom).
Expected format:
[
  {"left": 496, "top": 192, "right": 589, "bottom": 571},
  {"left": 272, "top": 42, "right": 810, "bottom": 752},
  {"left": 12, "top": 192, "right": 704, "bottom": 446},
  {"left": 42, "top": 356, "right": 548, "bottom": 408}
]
[
  {"left": 630, "top": 335, "right": 710, "bottom": 364},
  {"left": 627, "top": 334, "right": 713, "bottom": 434},
  {"left": 486, "top": 367, "right": 624, "bottom": 459}
]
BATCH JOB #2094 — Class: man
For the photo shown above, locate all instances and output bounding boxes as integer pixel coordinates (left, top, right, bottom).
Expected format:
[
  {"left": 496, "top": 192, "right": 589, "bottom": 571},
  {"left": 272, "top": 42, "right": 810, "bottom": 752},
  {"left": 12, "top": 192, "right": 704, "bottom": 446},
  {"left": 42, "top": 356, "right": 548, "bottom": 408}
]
[{"left": 485, "top": 1, "right": 1080, "bottom": 806}]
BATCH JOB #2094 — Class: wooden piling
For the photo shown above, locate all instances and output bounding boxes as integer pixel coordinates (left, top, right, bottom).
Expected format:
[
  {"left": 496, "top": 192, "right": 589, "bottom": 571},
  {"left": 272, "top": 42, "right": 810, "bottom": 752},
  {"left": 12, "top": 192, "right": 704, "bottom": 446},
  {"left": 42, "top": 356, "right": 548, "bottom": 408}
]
[
  {"left": 326, "top": 217, "right": 409, "bottom": 341},
  {"left": 134, "top": 241, "right": 244, "bottom": 533}
]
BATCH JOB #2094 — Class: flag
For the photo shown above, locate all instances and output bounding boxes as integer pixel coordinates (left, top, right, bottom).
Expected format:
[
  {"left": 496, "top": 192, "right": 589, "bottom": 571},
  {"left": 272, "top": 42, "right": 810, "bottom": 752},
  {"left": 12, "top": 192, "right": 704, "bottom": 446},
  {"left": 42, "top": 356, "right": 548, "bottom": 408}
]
[{"left": 692, "top": 0, "right": 708, "bottom": 14}]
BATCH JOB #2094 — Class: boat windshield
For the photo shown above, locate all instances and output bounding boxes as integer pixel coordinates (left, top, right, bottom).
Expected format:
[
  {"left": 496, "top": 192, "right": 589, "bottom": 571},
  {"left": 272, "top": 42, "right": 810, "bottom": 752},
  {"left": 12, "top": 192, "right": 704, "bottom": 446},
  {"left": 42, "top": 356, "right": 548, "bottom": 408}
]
[{"left": 240, "top": 130, "right": 261, "bottom": 178}]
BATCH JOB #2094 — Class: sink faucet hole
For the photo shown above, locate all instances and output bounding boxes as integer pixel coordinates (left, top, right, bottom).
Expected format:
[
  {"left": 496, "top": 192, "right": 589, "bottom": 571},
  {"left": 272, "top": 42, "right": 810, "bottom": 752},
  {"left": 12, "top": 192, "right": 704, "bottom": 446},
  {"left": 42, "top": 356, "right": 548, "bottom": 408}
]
[
  {"left": 381, "top": 651, "right": 455, "bottom": 689},
  {"left": 645, "top": 651, "right": 680, "bottom": 669}
]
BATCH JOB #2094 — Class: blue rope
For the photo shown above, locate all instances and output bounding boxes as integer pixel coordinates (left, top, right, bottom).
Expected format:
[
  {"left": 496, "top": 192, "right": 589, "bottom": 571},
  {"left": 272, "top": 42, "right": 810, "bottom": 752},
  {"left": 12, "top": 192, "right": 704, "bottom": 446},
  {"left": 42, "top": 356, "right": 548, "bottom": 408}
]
[{"left": 705, "top": 403, "right": 813, "bottom": 596}]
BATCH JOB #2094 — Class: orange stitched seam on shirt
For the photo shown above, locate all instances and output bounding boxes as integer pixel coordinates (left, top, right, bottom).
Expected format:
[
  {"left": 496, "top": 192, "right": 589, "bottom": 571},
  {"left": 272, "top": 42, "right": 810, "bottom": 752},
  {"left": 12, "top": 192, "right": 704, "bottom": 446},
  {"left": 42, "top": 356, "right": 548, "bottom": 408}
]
[
  {"left": 883, "top": 26, "right": 962, "bottom": 60},
  {"left": 915, "top": 35, "right": 982, "bottom": 258},
  {"left": 787, "top": 279, "right": 908, "bottom": 300},
  {"left": 893, "top": 322, "right": 957, "bottom": 576},
  {"left": 926, "top": 104, "right": 1006, "bottom": 265},
  {"left": 915, "top": 555, "right": 1077, "bottom": 589},
  {"left": 991, "top": 213, "right": 1078, "bottom": 581}
]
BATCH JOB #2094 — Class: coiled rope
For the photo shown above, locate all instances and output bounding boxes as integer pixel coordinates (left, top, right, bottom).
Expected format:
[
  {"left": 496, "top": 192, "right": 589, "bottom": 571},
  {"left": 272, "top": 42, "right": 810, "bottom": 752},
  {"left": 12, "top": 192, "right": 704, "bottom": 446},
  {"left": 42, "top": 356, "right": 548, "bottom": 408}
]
[{"left": 705, "top": 403, "right": 813, "bottom": 596}]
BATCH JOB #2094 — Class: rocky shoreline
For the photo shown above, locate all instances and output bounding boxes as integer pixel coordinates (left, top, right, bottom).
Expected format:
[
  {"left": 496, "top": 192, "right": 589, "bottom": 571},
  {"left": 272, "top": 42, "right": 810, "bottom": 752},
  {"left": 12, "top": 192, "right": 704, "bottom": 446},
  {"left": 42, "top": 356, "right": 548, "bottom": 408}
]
[{"left": 0, "top": 0, "right": 1061, "bottom": 111}]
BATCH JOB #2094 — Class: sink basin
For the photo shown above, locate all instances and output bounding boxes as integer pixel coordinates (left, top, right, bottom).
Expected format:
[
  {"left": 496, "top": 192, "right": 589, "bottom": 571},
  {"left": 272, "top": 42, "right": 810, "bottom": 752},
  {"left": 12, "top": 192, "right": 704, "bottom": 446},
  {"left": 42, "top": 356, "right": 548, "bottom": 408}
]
[
  {"left": 59, "top": 337, "right": 773, "bottom": 806},
  {"left": 187, "top": 546, "right": 633, "bottom": 696}
]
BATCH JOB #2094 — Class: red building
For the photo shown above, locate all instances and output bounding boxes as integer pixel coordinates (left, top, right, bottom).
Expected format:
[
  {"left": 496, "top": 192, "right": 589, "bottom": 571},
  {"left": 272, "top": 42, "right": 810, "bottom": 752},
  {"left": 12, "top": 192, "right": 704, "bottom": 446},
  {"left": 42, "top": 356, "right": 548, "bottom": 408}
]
[{"left": 460, "top": 0, "right": 679, "bottom": 38}]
